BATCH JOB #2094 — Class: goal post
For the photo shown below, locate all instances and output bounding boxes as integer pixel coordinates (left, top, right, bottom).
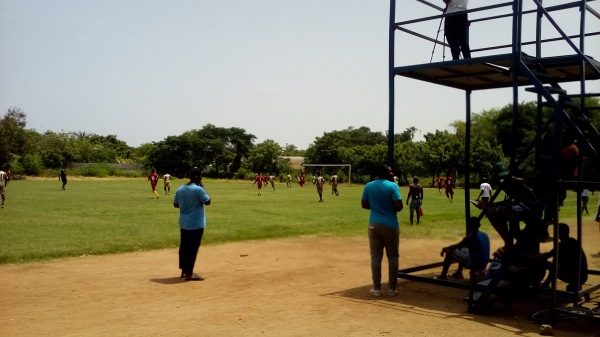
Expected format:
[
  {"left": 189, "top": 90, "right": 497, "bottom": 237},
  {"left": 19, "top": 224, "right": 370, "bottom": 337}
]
[{"left": 301, "top": 164, "right": 352, "bottom": 186}]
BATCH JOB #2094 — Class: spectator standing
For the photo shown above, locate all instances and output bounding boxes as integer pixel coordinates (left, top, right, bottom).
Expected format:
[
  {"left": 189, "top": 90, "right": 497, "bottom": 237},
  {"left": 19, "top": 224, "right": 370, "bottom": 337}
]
[
  {"left": 443, "top": 0, "right": 471, "bottom": 60},
  {"left": 174, "top": 167, "right": 211, "bottom": 281},
  {"left": 361, "top": 164, "right": 404, "bottom": 297}
]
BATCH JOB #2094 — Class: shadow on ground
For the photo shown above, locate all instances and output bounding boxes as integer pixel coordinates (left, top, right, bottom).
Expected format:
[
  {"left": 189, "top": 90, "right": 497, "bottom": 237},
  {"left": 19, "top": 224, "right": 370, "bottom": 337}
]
[{"left": 323, "top": 278, "right": 600, "bottom": 336}]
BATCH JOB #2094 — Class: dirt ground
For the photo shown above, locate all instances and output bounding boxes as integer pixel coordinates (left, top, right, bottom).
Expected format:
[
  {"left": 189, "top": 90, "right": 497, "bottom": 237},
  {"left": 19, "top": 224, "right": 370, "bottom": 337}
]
[{"left": 1, "top": 222, "right": 599, "bottom": 337}]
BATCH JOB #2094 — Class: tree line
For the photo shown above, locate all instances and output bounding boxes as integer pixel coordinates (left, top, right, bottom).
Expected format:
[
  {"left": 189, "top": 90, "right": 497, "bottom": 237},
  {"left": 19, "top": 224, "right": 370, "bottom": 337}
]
[{"left": 2, "top": 98, "right": 598, "bottom": 185}]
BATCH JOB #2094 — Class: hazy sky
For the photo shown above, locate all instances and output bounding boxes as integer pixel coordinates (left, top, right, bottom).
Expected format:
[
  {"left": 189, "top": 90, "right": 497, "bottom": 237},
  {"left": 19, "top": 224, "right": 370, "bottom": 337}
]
[{"left": 1, "top": 0, "right": 599, "bottom": 149}]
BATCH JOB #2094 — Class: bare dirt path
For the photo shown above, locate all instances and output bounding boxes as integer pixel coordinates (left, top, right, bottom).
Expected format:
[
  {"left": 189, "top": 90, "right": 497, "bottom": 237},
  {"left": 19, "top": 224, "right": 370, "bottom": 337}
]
[{"left": 1, "top": 225, "right": 599, "bottom": 337}]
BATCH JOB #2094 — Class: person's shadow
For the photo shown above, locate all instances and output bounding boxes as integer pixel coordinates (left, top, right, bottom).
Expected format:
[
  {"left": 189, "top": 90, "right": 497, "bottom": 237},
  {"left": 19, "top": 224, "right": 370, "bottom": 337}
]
[{"left": 150, "top": 277, "right": 184, "bottom": 285}]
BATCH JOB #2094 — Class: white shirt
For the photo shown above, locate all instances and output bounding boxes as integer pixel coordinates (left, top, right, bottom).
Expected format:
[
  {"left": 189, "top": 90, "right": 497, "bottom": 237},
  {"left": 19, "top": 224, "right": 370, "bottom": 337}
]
[
  {"left": 581, "top": 188, "right": 589, "bottom": 197},
  {"left": 480, "top": 182, "right": 492, "bottom": 198},
  {"left": 446, "top": 0, "right": 468, "bottom": 14}
]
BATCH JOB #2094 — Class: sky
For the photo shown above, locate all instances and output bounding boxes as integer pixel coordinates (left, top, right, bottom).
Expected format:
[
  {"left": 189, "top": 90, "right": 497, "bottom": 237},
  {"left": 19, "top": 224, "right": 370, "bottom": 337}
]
[{"left": 1, "top": 0, "right": 599, "bottom": 150}]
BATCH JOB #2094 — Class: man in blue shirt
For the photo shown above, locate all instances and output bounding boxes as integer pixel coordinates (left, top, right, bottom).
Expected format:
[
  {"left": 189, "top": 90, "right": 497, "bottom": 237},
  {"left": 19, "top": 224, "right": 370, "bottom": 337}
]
[
  {"left": 361, "top": 164, "right": 404, "bottom": 296},
  {"left": 437, "top": 217, "right": 490, "bottom": 281},
  {"left": 174, "top": 167, "right": 211, "bottom": 281}
]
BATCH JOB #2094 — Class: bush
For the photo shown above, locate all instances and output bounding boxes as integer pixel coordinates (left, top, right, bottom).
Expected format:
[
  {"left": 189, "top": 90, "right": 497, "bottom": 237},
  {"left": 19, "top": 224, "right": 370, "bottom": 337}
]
[
  {"left": 83, "top": 166, "right": 109, "bottom": 177},
  {"left": 19, "top": 154, "right": 44, "bottom": 175},
  {"left": 234, "top": 168, "right": 252, "bottom": 180},
  {"left": 9, "top": 157, "right": 23, "bottom": 175}
]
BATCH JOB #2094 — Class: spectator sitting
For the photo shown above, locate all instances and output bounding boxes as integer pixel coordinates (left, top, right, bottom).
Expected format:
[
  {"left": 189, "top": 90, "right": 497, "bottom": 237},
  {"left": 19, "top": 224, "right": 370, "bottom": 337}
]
[
  {"left": 435, "top": 217, "right": 490, "bottom": 282},
  {"left": 541, "top": 223, "right": 588, "bottom": 292}
]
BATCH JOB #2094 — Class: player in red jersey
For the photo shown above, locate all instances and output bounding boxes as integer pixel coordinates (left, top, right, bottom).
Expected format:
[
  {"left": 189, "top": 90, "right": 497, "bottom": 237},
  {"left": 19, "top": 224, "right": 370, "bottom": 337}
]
[
  {"left": 444, "top": 174, "right": 454, "bottom": 203},
  {"left": 148, "top": 169, "right": 160, "bottom": 199},
  {"left": 434, "top": 176, "right": 444, "bottom": 194},
  {"left": 252, "top": 173, "right": 264, "bottom": 196}
]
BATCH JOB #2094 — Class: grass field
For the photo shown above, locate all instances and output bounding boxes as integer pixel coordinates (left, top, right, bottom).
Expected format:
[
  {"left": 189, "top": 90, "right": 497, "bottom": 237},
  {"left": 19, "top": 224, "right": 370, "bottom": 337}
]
[{"left": 0, "top": 178, "right": 584, "bottom": 264}]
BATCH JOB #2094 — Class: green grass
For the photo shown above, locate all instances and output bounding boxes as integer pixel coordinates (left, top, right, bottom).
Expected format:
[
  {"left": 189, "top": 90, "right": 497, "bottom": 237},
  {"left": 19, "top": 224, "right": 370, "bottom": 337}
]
[{"left": 0, "top": 179, "right": 583, "bottom": 264}]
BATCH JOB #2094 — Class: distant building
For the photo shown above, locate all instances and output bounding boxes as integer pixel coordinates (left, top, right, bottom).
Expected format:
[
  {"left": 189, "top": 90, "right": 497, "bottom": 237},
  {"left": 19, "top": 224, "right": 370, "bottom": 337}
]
[{"left": 281, "top": 156, "right": 304, "bottom": 170}]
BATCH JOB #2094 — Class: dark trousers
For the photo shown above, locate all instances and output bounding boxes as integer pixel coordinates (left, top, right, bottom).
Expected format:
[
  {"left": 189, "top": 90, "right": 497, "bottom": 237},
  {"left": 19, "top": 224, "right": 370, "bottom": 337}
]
[
  {"left": 179, "top": 228, "right": 204, "bottom": 275},
  {"left": 445, "top": 13, "right": 471, "bottom": 60},
  {"left": 368, "top": 224, "right": 399, "bottom": 290}
]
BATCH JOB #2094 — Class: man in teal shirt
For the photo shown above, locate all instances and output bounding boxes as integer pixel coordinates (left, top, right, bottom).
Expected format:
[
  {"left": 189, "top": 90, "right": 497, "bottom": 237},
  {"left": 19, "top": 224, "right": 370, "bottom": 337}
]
[
  {"left": 174, "top": 167, "right": 211, "bottom": 281},
  {"left": 361, "top": 164, "right": 404, "bottom": 296}
]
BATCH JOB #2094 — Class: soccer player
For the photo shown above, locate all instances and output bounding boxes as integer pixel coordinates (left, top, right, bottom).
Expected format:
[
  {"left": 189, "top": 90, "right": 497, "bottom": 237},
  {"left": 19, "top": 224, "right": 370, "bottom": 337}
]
[
  {"left": 148, "top": 169, "right": 160, "bottom": 199},
  {"left": 315, "top": 171, "right": 325, "bottom": 202},
  {"left": 435, "top": 176, "right": 444, "bottom": 194},
  {"left": 269, "top": 173, "right": 276, "bottom": 190},
  {"left": 252, "top": 173, "right": 264, "bottom": 196},
  {"left": 0, "top": 167, "right": 8, "bottom": 208},
  {"left": 444, "top": 174, "right": 454, "bottom": 202},
  {"left": 5, "top": 167, "right": 10, "bottom": 186},
  {"left": 59, "top": 166, "right": 68, "bottom": 190},
  {"left": 286, "top": 174, "right": 293, "bottom": 188},
  {"left": 330, "top": 174, "right": 339, "bottom": 196},
  {"left": 163, "top": 173, "right": 172, "bottom": 195},
  {"left": 406, "top": 176, "right": 424, "bottom": 225},
  {"left": 477, "top": 177, "right": 492, "bottom": 206}
]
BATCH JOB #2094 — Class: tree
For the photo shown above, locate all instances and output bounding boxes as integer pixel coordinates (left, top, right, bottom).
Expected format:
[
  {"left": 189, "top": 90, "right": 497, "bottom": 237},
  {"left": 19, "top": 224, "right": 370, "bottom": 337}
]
[
  {"left": 0, "top": 107, "right": 28, "bottom": 167},
  {"left": 243, "top": 139, "right": 287, "bottom": 175},
  {"left": 394, "top": 127, "right": 418, "bottom": 143},
  {"left": 222, "top": 127, "right": 256, "bottom": 175},
  {"left": 148, "top": 132, "right": 199, "bottom": 177},
  {"left": 393, "top": 141, "right": 429, "bottom": 183},
  {"left": 340, "top": 126, "right": 387, "bottom": 147},
  {"left": 146, "top": 125, "right": 255, "bottom": 178},
  {"left": 470, "top": 137, "right": 504, "bottom": 181},
  {"left": 422, "top": 130, "right": 463, "bottom": 183},
  {"left": 39, "top": 131, "right": 72, "bottom": 168},
  {"left": 351, "top": 144, "right": 388, "bottom": 182},
  {"left": 305, "top": 132, "right": 351, "bottom": 164},
  {"left": 494, "top": 102, "right": 540, "bottom": 175},
  {"left": 282, "top": 143, "right": 305, "bottom": 156}
]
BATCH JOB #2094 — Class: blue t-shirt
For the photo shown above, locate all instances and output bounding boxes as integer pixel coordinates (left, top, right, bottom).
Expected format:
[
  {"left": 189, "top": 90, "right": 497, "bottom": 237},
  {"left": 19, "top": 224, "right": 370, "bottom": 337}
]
[
  {"left": 361, "top": 179, "right": 402, "bottom": 229},
  {"left": 173, "top": 183, "right": 211, "bottom": 230},
  {"left": 467, "top": 231, "right": 490, "bottom": 270}
]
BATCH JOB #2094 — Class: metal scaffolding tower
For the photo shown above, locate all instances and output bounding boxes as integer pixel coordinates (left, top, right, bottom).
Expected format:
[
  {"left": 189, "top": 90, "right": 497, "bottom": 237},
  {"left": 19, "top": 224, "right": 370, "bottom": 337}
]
[{"left": 388, "top": 0, "right": 600, "bottom": 323}]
